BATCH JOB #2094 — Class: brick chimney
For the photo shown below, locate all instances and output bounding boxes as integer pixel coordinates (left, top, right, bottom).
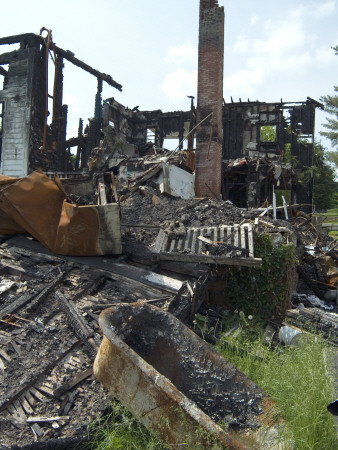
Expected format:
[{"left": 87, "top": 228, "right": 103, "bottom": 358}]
[{"left": 195, "top": 0, "right": 224, "bottom": 199}]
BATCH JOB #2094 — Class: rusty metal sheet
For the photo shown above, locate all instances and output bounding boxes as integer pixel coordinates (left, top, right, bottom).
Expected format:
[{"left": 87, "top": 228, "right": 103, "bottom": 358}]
[
  {"left": 0, "top": 171, "right": 121, "bottom": 256},
  {"left": 94, "top": 302, "right": 270, "bottom": 449},
  {"left": 0, "top": 209, "right": 25, "bottom": 234}
]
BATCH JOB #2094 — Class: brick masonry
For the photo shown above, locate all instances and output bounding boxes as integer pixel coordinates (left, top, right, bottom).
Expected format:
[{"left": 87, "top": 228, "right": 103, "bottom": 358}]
[{"left": 195, "top": 0, "right": 224, "bottom": 198}]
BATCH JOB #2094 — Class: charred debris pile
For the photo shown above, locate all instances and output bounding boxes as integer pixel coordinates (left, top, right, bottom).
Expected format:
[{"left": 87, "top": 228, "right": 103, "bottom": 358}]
[{"left": 0, "top": 152, "right": 337, "bottom": 448}]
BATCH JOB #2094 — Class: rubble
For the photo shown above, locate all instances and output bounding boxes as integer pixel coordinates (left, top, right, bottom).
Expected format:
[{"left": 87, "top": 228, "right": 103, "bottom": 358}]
[
  {"left": 0, "top": 10, "right": 336, "bottom": 449},
  {"left": 0, "top": 176, "right": 336, "bottom": 448},
  {"left": 0, "top": 236, "right": 184, "bottom": 448}
]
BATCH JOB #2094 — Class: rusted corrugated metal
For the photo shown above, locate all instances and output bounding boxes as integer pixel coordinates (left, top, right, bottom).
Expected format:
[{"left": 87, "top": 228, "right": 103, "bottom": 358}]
[
  {"left": 0, "top": 171, "right": 121, "bottom": 256},
  {"left": 94, "top": 302, "right": 269, "bottom": 449}
]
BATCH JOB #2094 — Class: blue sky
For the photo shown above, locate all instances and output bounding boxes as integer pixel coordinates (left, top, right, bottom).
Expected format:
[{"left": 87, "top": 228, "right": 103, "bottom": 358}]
[{"left": 1, "top": 0, "right": 338, "bottom": 149}]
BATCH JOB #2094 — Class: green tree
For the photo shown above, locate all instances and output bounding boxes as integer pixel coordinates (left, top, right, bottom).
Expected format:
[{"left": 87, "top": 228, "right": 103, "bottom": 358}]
[
  {"left": 299, "top": 142, "right": 336, "bottom": 210},
  {"left": 320, "top": 45, "right": 338, "bottom": 169}
]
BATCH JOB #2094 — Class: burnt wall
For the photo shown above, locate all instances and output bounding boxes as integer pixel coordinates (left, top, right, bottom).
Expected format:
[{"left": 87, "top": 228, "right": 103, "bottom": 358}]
[
  {"left": 0, "top": 48, "right": 32, "bottom": 176},
  {"left": 0, "top": 45, "right": 46, "bottom": 177},
  {"left": 195, "top": 0, "right": 224, "bottom": 199},
  {"left": 102, "top": 99, "right": 192, "bottom": 154}
]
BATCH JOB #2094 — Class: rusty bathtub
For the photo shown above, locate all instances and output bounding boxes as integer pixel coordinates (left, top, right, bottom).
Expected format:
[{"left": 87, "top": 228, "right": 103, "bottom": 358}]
[{"left": 94, "top": 302, "right": 266, "bottom": 449}]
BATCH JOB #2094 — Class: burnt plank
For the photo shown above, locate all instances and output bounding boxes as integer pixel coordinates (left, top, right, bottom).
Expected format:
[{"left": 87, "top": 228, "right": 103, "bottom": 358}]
[
  {"left": 0, "top": 268, "right": 68, "bottom": 319},
  {"left": 53, "top": 367, "right": 93, "bottom": 398},
  {"left": 0, "top": 340, "right": 80, "bottom": 413}
]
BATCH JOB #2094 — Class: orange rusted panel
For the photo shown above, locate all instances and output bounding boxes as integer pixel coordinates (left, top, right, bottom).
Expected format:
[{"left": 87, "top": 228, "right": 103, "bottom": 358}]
[{"left": 0, "top": 171, "right": 121, "bottom": 256}]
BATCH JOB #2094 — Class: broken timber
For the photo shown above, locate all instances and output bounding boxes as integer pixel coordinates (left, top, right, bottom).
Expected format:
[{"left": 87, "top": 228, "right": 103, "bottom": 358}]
[
  {"left": 56, "top": 291, "right": 98, "bottom": 357},
  {"left": 0, "top": 268, "right": 68, "bottom": 320},
  {"left": 6, "top": 235, "right": 183, "bottom": 294},
  {"left": 285, "top": 308, "right": 338, "bottom": 345}
]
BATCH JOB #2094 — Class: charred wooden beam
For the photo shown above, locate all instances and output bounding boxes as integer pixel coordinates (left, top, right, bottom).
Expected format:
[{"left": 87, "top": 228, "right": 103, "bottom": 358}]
[
  {"left": 56, "top": 104, "right": 68, "bottom": 172},
  {"left": 53, "top": 368, "right": 93, "bottom": 398},
  {"left": 0, "top": 50, "right": 19, "bottom": 65},
  {"left": 65, "top": 136, "right": 82, "bottom": 148},
  {"left": 0, "top": 66, "right": 8, "bottom": 77},
  {"left": 53, "top": 55, "right": 64, "bottom": 121},
  {"left": 54, "top": 45, "right": 122, "bottom": 91},
  {"left": 0, "top": 268, "right": 67, "bottom": 319},
  {"left": 75, "top": 118, "right": 84, "bottom": 171},
  {"left": 0, "top": 33, "right": 122, "bottom": 91},
  {"left": 55, "top": 291, "right": 98, "bottom": 357},
  {"left": 0, "top": 33, "right": 39, "bottom": 46},
  {"left": 285, "top": 308, "right": 338, "bottom": 345},
  {"left": 94, "top": 78, "right": 103, "bottom": 119}
]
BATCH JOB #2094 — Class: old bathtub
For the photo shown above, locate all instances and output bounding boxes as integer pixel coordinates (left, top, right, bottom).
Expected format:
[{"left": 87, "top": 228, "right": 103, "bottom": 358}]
[{"left": 94, "top": 302, "right": 266, "bottom": 449}]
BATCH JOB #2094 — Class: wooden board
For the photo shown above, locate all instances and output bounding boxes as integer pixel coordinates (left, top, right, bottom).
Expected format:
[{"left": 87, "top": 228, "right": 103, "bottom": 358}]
[{"left": 152, "top": 224, "right": 261, "bottom": 267}]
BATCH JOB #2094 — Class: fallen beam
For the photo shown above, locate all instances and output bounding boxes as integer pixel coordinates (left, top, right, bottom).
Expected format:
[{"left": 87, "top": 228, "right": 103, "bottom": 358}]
[
  {"left": 53, "top": 368, "right": 93, "bottom": 398},
  {"left": 56, "top": 291, "right": 98, "bottom": 357},
  {"left": 7, "top": 235, "right": 184, "bottom": 294}
]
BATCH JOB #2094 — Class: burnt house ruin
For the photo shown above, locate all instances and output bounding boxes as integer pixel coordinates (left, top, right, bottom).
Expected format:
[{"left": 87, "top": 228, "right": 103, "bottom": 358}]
[
  {"left": 0, "top": 6, "right": 323, "bottom": 210},
  {"left": 0, "top": 30, "right": 122, "bottom": 178},
  {"left": 222, "top": 98, "right": 323, "bottom": 208}
]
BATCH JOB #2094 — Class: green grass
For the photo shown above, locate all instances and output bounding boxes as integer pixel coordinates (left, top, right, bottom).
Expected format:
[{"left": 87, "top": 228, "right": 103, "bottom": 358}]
[
  {"left": 87, "top": 400, "right": 165, "bottom": 450},
  {"left": 88, "top": 401, "right": 224, "bottom": 450},
  {"left": 325, "top": 208, "right": 338, "bottom": 216},
  {"left": 324, "top": 209, "right": 338, "bottom": 238},
  {"left": 315, "top": 208, "right": 338, "bottom": 238},
  {"left": 217, "top": 323, "right": 337, "bottom": 450}
]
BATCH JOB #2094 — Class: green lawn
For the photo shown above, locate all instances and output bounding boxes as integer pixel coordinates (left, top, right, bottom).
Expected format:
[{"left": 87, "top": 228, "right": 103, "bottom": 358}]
[
  {"left": 325, "top": 208, "right": 338, "bottom": 238},
  {"left": 315, "top": 208, "right": 338, "bottom": 238}
]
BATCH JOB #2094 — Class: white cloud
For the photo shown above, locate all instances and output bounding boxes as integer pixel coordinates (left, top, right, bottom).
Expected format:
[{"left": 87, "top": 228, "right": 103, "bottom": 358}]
[
  {"left": 314, "top": 46, "right": 337, "bottom": 65},
  {"left": 252, "top": 17, "right": 306, "bottom": 58},
  {"left": 164, "top": 41, "right": 197, "bottom": 66},
  {"left": 224, "top": 68, "right": 265, "bottom": 98},
  {"left": 162, "top": 41, "right": 198, "bottom": 103},
  {"left": 224, "top": 5, "right": 327, "bottom": 98},
  {"left": 161, "top": 68, "right": 197, "bottom": 101},
  {"left": 233, "top": 35, "right": 250, "bottom": 53},
  {"left": 250, "top": 14, "right": 259, "bottom": 25},
  {"left": 63, "top": 92, "right": 77, "bottom": 106},
  {"left": 309, "top": 1, "right": 335, "bottom": 18}
]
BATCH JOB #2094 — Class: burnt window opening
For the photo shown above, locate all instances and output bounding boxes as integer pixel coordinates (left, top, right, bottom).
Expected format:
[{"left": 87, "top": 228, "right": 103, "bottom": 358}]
[
  {"left": 146, "top": 128, "right": 156, "bottom": 144},
  {"left": 260, "top": 125, "right": 277, "bottom": 142},
  {"left": 163, "top": 137, "right": 183, "bottom": 151},
  {"left": 0, "top": 65, "right": 8, "bottom": 89}
]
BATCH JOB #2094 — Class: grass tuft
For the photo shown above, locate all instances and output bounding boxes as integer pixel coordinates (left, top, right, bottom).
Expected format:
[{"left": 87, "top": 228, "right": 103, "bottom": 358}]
[{"left": 87, "top": 400, "right": 165, "bottom": 450}]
